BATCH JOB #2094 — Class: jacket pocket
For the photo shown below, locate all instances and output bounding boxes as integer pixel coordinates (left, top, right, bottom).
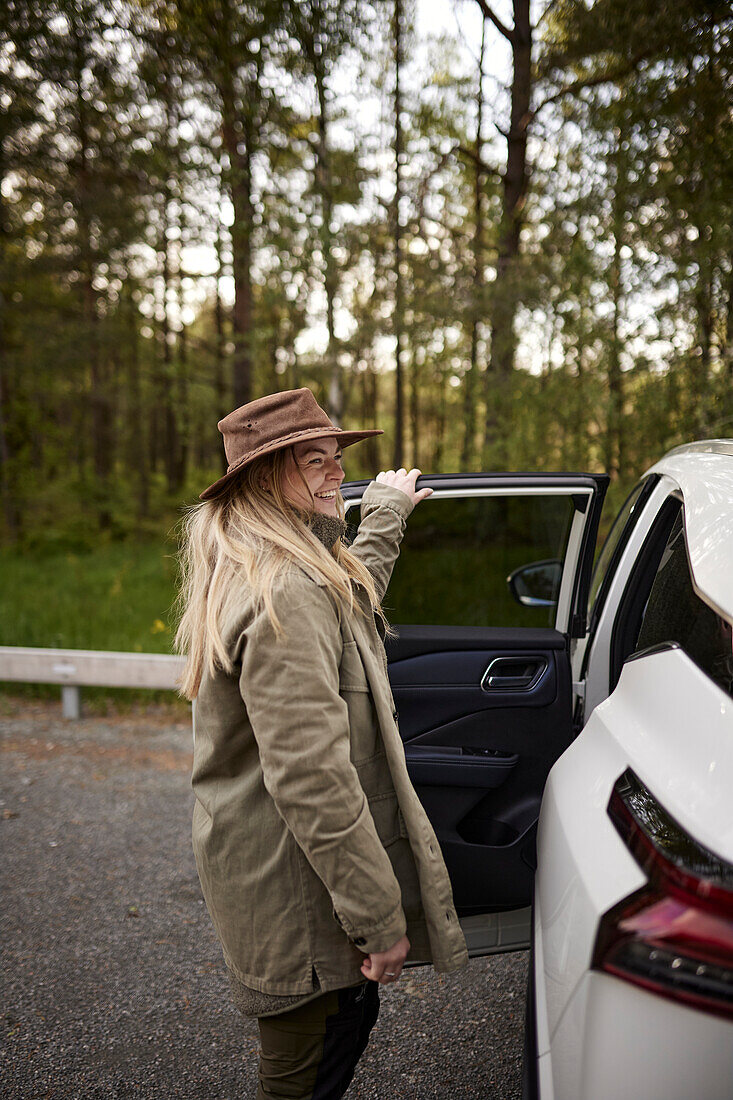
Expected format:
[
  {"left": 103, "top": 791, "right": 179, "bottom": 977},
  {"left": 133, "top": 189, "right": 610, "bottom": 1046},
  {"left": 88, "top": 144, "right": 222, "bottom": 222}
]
[
  {"left": 367, "top": 792, "right": 402, "bottom": 846},
  {"left": 339, "top": 639, "right": 370, "bottom": 692},
  {"left": 371, "top": 798, "right": 423, "bottom": 923},
  {"left": 353, "top": 750, "right": 393, "bottom": 799}
]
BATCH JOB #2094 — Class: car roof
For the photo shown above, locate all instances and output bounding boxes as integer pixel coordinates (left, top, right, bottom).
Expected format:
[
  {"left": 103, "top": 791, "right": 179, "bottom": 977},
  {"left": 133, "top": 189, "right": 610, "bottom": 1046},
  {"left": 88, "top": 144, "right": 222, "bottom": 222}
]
[{"left": 645, "top": 441, "right": 733, "bottom": 623}]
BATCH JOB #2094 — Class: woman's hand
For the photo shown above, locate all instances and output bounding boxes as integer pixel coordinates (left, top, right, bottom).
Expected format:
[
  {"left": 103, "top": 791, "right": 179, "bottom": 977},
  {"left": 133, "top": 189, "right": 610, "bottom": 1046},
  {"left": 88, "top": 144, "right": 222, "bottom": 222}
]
[
  {"left": 360, "top": 934, "right": 410, "bottom": 985},
  {"left": 375, "top": 468, "right": 433, "bottom": 506}
]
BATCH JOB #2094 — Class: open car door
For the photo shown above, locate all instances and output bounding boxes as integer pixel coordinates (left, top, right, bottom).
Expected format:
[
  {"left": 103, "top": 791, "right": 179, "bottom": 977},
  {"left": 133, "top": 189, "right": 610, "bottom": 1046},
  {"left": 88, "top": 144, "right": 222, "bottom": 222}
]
[{"left": 342, "top": 473, "right": 608, "bottom": 955}]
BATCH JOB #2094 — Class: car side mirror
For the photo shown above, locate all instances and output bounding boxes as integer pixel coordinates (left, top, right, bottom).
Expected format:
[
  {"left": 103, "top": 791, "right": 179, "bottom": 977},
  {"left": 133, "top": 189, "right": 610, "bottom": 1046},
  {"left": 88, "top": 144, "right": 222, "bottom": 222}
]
[{"left": 507, "top": 559, "right": 562, "bottom": 608}]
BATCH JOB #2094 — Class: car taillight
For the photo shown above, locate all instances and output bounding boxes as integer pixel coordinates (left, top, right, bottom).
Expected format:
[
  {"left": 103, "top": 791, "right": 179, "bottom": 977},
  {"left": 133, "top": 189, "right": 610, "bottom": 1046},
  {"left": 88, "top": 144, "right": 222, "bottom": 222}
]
[{"left": 591, "top": 769, "right": 733, "bottom": 1020}]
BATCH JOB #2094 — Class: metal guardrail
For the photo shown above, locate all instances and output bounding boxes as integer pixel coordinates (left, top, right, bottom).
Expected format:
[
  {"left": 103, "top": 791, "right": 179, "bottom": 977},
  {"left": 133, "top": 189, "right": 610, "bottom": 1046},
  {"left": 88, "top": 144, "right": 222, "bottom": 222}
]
[{"left": 0, "top": 646, "right": 185, "bottom": 719}]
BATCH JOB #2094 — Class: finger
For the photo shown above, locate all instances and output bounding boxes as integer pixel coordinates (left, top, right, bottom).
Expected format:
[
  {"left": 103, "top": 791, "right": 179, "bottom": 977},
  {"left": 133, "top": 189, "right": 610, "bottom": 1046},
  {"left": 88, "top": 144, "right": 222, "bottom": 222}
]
[
  {"left": 363, "top": 961, "right": 387, "bottom": 983},
  {"left": 415, "top": 487, "right": 433, "bottom": 501},
  {"left": 360, "top": 957, "right": 381, "bottom": 982},
  {"left": 376, "top": 966, "right": 397, "bottom": 985}
]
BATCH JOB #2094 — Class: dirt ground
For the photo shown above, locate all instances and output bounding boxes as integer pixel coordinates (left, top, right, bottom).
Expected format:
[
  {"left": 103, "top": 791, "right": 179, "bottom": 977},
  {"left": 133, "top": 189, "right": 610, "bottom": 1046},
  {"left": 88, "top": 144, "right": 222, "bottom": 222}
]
[{"left": 0, "top": 697, "right": 526, "bottom": 1099}]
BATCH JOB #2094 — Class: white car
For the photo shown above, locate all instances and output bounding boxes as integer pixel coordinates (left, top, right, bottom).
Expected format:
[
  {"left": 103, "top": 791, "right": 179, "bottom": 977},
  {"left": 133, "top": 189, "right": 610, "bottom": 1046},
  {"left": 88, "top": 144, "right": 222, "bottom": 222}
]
[{"left": 342, "top": 440, "right": 733, "bottom": 1100}]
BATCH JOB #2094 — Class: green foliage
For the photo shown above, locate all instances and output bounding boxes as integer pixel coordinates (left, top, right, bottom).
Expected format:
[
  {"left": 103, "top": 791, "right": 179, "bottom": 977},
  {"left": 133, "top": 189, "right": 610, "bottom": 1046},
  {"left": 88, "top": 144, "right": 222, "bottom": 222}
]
[
  {"left": 1, "top": 0, "right": 731, "bottom": 593},
  {"left": 0, "top": 541, "right": 179, "bottom": 652}
]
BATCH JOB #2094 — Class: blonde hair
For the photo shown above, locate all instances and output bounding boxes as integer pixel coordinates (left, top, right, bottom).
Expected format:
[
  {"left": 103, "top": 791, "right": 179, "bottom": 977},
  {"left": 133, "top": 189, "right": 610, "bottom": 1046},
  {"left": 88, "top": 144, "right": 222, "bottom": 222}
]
[{"left": 174, "top": 447, "right": 387, "bottom": 700}]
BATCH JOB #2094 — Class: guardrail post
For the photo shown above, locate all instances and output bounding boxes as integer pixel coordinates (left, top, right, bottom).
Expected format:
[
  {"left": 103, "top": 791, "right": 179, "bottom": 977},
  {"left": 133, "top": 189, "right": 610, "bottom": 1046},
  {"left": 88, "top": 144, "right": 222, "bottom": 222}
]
[{"left": 62, "top": 685, "right": 81, "bottom": 720}]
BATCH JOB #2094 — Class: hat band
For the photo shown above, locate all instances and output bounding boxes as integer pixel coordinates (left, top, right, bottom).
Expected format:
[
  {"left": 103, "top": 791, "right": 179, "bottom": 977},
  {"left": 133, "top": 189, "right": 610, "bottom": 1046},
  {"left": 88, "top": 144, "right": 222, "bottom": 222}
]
[{"left": 225, "top": 424, "right": 349, "bottom": 473}]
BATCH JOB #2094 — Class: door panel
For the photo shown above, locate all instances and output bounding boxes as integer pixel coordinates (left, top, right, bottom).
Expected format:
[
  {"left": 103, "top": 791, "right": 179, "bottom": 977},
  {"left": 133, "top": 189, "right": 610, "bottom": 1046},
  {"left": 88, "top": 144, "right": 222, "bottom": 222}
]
[
  {"left": 343, "top": 472, "right": 608, "bottom": 935},
  {"left": 386, "top": 626, "right": 572, "bottom": 914}
]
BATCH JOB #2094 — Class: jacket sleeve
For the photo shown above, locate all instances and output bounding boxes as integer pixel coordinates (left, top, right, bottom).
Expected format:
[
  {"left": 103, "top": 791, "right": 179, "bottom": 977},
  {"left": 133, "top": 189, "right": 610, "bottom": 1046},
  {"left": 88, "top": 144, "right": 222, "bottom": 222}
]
[
  {"left": 349, "top": 482, "right": 415, "bottom": 603},
  {"left": 237, "top": 575, "right": 406, "bottom": 955}
]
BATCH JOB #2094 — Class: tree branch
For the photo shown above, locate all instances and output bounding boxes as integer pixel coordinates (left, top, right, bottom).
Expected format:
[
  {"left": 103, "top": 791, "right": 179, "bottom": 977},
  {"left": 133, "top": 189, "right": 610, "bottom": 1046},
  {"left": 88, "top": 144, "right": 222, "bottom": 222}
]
[
  {"left": 473, "top": 0, "right": 515, "bottom": 45},
  {"left": 534, "top": 48, "right": 654, "bottom": 117},
  {"left": 457, "top": 144, "right": 502, "bottom": 176}
]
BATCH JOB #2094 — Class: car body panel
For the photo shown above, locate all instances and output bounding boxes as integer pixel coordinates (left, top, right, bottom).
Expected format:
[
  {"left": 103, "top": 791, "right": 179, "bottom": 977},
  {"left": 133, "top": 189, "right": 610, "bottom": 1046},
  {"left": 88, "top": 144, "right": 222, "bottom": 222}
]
[
  {"left": 532, "top": 890, "right": 551, "bottom": 1057},
  {"left": 536, "top": 648, "right": 733, "bottom": 1098},
  {"left": 552, "top": 971, "right": 733, "bottom": 1100}
]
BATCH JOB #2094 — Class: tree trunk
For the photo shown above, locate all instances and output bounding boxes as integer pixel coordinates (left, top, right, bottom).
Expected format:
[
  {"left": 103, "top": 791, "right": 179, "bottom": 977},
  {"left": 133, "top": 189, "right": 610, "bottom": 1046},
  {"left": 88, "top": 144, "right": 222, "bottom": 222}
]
[
  {"left": 724, "top": 264, "right": 733, "bottom": 431},
  {"left": 409, "top": 347, "right": 419, "bottom": 468},
  {"left": 606, "top": 130, "right": 626, "bottom": 483},
  {"left": 124, "top": 279, "right": 149, "bottom": 520},
  {"left": 218, "top": 14, "right": 254, "bottom": 410},
  {"left": 392, "top": 0, "right": 406, "bottom": 468},
  {"left": 158, "top": 173, "right": 180, "bottom": 495},
  {"left": 693, "top": 257, "right": 714, "bottom": 438},
  {"left": 175, "top": 205, "right": 189, "bottom": 489},
  {"left": 462, "top": 17, "right": 486, "bottom": 471},
  {"left": 213, "top": 217, "right": 229, "bottom": 470},
  {"left": 364, "top": 363, "right": 380, "bottom": 471},
  {"left": 313, "top": 63, "right": 341, "bottom": 423},
  {"left": 71, "top": 16, "right": 111, "bottom": 526},
  {"left": 481, "top": 0, "right": 532, "bottom": 468},
  {"left": 432, "top": 371, "right": 447, "bottom": 470},
  {"left": 0, "top": 362, "right": 20, "bottom": 539}
]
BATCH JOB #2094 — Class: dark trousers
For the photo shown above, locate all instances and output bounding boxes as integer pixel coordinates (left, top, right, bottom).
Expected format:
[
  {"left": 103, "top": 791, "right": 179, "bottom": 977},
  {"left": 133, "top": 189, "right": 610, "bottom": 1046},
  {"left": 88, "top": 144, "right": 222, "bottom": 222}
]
[{"left": 256, "top": 981, "right": 380, "bottom": 1099}]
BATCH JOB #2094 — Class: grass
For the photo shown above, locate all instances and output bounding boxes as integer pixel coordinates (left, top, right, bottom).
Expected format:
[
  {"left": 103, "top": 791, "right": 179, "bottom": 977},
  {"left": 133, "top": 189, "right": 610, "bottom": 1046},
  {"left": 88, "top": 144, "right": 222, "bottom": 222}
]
[
  {"left": 0, "top": 540, "right": 183, "bottom": 710},
  {"left": 0, "top": 541, "right": 179, "bottom": 652}
]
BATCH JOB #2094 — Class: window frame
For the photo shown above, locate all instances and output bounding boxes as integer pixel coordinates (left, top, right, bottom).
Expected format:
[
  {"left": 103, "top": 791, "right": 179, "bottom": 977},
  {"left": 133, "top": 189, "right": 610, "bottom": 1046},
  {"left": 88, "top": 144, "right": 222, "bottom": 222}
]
[{"left": 587, "top": 474, "right": 660, "bottom": 634}]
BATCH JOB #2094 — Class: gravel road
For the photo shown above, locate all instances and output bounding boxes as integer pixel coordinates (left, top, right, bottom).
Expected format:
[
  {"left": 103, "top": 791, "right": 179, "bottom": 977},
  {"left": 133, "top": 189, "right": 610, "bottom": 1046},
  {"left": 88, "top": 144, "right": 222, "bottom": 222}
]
[{"left": 0, "top": 699, "right": 527, "bottom": 1100}]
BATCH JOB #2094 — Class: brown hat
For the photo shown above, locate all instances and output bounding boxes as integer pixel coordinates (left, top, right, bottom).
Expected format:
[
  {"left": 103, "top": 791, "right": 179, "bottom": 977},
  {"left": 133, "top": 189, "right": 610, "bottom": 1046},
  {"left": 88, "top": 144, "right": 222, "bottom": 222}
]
[{"left": 200, "top": 388, "right": 383, "bottom": 501}]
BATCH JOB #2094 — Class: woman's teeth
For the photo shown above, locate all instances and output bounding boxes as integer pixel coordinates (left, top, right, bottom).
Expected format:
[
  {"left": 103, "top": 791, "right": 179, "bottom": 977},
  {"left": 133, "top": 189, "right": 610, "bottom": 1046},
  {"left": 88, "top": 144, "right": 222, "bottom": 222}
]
[{"left": 315, "top": 491, "right": 336, "bottom": 499}]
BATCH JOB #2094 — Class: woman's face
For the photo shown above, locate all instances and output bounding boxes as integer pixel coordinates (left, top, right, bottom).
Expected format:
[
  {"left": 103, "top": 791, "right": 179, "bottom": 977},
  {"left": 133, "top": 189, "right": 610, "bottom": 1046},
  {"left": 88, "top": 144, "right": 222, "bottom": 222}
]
[{"left": 279, "top": 437, "right": 345, "bottom": 516}]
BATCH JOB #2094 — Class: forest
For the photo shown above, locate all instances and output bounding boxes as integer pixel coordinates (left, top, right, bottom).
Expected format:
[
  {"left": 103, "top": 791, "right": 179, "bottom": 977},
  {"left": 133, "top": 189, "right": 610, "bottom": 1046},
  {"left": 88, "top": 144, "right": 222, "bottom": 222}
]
[{"left": 1, "top": 0, "right": 732, "bottom": 554}]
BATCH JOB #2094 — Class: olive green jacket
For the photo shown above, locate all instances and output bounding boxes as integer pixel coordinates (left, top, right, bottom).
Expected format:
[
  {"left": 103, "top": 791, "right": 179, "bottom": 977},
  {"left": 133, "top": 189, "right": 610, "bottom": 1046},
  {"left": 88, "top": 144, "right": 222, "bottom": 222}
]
[{"left": 191, "top": 482, "right": 468, "bottom": 996}]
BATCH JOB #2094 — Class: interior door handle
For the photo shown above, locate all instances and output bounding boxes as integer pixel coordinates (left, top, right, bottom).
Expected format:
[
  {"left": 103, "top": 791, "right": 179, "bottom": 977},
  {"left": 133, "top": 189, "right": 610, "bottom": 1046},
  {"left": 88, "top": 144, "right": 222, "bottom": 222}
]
[{"left": 481, "top": 655, "right": 548, "bottom": 692}]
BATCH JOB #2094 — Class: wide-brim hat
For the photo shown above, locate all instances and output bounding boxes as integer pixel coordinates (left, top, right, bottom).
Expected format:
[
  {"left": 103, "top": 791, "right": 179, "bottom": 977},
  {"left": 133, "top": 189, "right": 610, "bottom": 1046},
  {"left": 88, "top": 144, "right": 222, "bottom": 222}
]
[{"left": 200, "top": 388, "right": 383, "bottom": 501}]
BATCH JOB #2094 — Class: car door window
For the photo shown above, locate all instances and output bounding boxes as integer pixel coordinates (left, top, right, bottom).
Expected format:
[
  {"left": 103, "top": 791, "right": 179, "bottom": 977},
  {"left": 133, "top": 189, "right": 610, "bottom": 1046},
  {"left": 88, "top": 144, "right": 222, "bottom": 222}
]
[
  {"left": 348, "top": 492, "right": 576, "bottom": 628},
  {"left": 633, "top": 510, "right": 733, "bottom": 699}
]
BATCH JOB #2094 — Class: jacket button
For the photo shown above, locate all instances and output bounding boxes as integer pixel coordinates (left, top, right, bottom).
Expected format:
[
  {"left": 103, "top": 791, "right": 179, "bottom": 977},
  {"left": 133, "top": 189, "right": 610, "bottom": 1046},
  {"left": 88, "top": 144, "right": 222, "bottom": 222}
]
[
  {"left": 393, "top": 710, "right": 399, "bottom": 722},
  {"left": 353, "top": 936, "right": 366, "bottom": 947}
]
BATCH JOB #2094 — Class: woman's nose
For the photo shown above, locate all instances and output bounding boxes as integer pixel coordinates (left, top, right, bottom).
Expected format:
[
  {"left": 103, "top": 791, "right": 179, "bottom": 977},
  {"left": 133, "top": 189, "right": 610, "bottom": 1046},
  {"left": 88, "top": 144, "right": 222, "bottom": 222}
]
[{"left": 327, "top": 458, "right": 344, "bottom": 483}]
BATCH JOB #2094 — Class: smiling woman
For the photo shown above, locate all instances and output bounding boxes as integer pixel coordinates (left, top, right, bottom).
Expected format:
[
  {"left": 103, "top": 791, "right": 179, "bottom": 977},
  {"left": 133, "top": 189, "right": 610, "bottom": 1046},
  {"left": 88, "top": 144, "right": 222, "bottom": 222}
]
[{"left": 174, "top": 388, "right": 467, "bottom": 1100}]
